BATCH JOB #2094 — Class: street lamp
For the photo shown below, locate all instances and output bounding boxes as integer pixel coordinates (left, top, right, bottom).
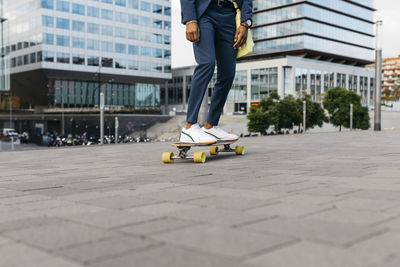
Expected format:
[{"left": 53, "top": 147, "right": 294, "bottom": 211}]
[{"left": 374, "top": 21, "right": 383, "bottom": 131}]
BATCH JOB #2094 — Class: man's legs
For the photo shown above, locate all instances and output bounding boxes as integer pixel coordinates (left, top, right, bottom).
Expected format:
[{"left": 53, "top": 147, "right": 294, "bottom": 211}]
[
  {"left": 186, "top": 15, "right": 216, "bottom": 126},
  {"left": 206, "top": 9, "right": 236, "bottom": 126}
]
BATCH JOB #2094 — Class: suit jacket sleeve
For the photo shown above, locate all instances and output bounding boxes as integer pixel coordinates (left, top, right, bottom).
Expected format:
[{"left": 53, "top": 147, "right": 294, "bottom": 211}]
[
  {"left": 180, "top": 0, "right": 198, "bottom": 24},
  {"left": 240, "top": 0, "right": 253, "bottom": 23}
]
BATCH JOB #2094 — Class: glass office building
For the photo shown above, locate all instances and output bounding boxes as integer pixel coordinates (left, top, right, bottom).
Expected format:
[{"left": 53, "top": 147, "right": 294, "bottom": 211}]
[
  {"left": 164, "top": 0, "right": 375, "bottom": 115},
  {"left": 250, "top": 0, "right": 375, "bottom": 65},
  {"left": 1, "top": 0, "right": 171, "bottom": 108}
]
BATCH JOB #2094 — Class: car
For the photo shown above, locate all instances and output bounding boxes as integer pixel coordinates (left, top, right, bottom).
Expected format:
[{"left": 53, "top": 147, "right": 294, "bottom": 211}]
[{"left": 2, "top": 128, "right": 19, "bottom": 138}]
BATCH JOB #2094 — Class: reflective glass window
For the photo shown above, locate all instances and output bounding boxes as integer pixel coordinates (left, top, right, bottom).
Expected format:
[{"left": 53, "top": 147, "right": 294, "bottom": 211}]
[
  {"left": 116, "top": 0, "right": 126, "bottom": 6},
  {"left": 44, "top": 33, "right": 54, "bottom": 44},
  {"left": 116, "top": 43, "right": 126, "bottom": 54},
  {"left": 164, "top": 7, "right": 171, "bottom": 16},
  {"left": 87, "top": 23, "right": 100, "bottom": 34},
  {"left": 56, "top": 18, "right": 70, "bottom": 30},
  {"left": 128, "top": 14, "right": 139, "bottom": 24},
  {"left": 73, "top": 55, "right": 85, "bottom": 65},
  {"left": 101, "top": 9, "right": 113, "bottom": 20},
  {"left": 87, "top": 39, "right": 100, "bottom": 50},
  {"left": 128, "top": 45, "right": 139, "bottom": 55},
  {"left": 72, "top": 3, "right": 85, "bottom": 15},
  {"left": 101, "top": 25, "right": 113, "bottom": 36},
  {"left": 57, "top": 53, "right": 70, "bottom": 64},
  {"left": 56, "top": 35, "right": 70, "bottom": 46},
  {"left": 102, "top": 41, "right": 113, "bottom": 52},
  {"left": 42, "top": 0, "right": 54, "bottom": 9},
  {"left": 72, "top": 20, "right": 85, "bottom": 32},
  {"left": 128, "top": 0, "right": 139, "bottom": 9},
  {"left": 141, "top": 1, "right": 151, "bottom": 12},
  {"left": 88, "top": 56, "right": 99, "bottom": 66},
  {"left": 140, "top": 47, "right": 151, "bottom": 56},
  {"left": 42, "top": 16, "right": 54, "bottom": 27},
  {"left": 56, "top": 0, "right": 69, "bottom": 12},
  {"left": 152, "top": 4, "right": 162, "bottom": 14},
  {"left": 87, "top": 6, "right": 99, "bottom": 17}
]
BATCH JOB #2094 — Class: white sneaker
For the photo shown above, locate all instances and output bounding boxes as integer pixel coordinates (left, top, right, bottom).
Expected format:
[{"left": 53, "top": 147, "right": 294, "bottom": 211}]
[
  {"left": 201, "top": 126, "right": 239, "bottom": 141},
  {"left": 180, "top": 123, "right": 217, "bottom": 144}
]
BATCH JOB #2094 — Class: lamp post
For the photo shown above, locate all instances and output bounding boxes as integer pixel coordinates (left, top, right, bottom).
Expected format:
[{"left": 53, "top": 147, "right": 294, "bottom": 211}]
[
  {"left": 100, "top": 92, "right": 104, "bottom": 145},
  {"left": 374, "top": 21, "right": 383, "bottom": 131},
  {"left": 0, "top": 6, "right": 8, "bottom": 103}
]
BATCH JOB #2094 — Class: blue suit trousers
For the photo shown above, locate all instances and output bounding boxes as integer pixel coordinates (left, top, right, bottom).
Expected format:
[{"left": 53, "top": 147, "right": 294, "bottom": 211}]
[{"left": 186, "top": 4, "right": 237, "bottom": 126}]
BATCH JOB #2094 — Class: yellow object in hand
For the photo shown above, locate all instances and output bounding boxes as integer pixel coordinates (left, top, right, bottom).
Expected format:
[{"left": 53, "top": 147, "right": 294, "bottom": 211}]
[{"left": 233, "top": 1, "right": 254, "bottom": 58}]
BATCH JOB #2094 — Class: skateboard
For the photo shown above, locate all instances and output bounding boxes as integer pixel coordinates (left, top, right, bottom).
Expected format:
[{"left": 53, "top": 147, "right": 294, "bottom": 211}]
[{"left": 162, "top": 140, "right": 245, "bottom": 164}]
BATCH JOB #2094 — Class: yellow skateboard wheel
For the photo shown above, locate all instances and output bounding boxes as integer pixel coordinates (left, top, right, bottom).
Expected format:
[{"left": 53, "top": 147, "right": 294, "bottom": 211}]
[
  {"left": 162, "top": 152, "right": 174, "bottom": 163},
  {"left": 209, "top": 146, "right": 219, "bottom": 156},
  {"left": 193, "top": 151, "right": 206, "bottom": 163},
  {"left": 235, "top": 146, "right": 245, "bottom": 155}
]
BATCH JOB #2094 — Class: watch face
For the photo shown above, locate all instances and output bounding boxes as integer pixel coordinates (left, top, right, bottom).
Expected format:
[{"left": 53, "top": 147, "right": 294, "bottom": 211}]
[{"left": 246, "top": 19, "right": 252, "bottom": 27}]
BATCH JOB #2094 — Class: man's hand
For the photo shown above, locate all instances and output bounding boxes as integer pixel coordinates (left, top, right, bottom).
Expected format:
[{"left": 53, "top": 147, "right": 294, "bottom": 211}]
[
  {"left": 186, "top": 22, "right": 200, "bottom": 43},
  {"left": 233, "top": 25, "right": 248, "bottom": 49}
]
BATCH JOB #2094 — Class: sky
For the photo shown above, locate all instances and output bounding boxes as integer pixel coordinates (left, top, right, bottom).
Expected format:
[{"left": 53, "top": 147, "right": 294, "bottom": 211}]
[{"left": 171, "top": 0, "right": 400, "bottom": 68}]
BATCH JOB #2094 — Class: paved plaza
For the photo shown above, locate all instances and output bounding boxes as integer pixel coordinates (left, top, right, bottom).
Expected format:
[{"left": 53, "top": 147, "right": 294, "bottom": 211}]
[{"left": 0, "top": 129, "right": 400, "bottom": 267}]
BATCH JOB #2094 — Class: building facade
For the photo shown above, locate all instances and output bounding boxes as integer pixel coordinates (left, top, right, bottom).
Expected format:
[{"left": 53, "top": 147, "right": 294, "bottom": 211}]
[
  {"left": 163, "top": 0, "right": 376, "bottom": 115},
  {"left": 382, "top": 55, "right": 400, "bottom": 100},
  {"left": 1, "top": 0, "right": 171, "bottom": 109}
]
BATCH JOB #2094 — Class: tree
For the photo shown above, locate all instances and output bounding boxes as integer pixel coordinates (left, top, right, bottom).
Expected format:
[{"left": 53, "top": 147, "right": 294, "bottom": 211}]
[
  {"left": 267, "top": 95, "right": 301, "bottom": 132},
  {"left": 296, "top": 95, "right": 328, "bottom": 131},
  {"left": 323, "top": 87, "right": 370, "bottom": 131},
  {"left": 247, "top": 106, "right": 270, "bottom": 135}
]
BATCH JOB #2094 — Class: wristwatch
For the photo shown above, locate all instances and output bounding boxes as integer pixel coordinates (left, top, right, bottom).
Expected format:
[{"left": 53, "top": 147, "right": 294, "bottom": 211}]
[{"left": 241, "top": 19, "right": 252, "bottom": 29}]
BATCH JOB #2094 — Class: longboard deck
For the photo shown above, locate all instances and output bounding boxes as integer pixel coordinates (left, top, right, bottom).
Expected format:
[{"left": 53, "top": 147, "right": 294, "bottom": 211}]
[{"left": 172, "top": 140, "right": 238, "bottom": 147}]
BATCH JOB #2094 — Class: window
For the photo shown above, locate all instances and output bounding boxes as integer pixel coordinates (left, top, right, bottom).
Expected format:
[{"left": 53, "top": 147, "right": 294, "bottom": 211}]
[
  {"left": 128, "top": 45, "right": 138, "bottom": 55},
  {"left": 164, "top": 7, "right": 171, "bottom": 16},
  {"left": 101, "top": 9, "right": 113, "bottom": 20},
  {"left": 87, "top": 39, "right": 100, "bottom": 50},
  {"left": 102, "top": 41, "right": 113, "bottom": 52},
  {"left": 24, "top": 55, "right": 29, "bottom": 65},
  {"left": 56, "top": 18, "right": 70, "bottom": 30},
  {"left": 164, "top": 49, "right": 171, "bottom": 58},
  {"left": 87, "top": 6, "right": 99, "bottom": 17},
  {"left": 141, "top": 1, "right": 150, "bottom": 12},
  {"left": 56, "top": 35, "right": 70, "bottom": 46},
  {"left": 115, "top": 0, "right": 126, "bottom": 7},
  {"left": 102, "top": 57, "right": 113, "bottom": 67},
  {"left": 140, "top": 32, "right": 151, "bottom": 42},
  {"left": 127, "top": 14, "right": 139, "bottom": 25},
  {"left": 152, "top": 33, "right": 162, "bottom": 44},
  {"left": 56, "top": 0, "right": 69, "bottom": 12},
  {"left": 164, "top": 21, "right": 171, "bottom": 30},
  {"left": 115, "top": 43, "right": 126, "bottom": 54},
  {"left": 102, "top": 0, "right": 112, "bottom": 3},
  {"left": 42, "top": 16, "right": 54, "bottom": 27},
  {"left": 128, "top": 0, "right": 138, "bottom": 9},
  {"left": 57, "top": 53, "right": 70, "bottom": 64},
  {"left": 115, "top": 59, "right": 126, "bottom": 69},
  {"left": 43, "top": 51, "right": 54, "bottom": 62},
  {"left": 141, "top": 16, "right": 151, "bottom": 26},
  {"left": 164, "top": 35, "right": 171, "bottom": 45},
  {"left": 152, "top": 48, "right": 162, "bottom": 58},
  {"left": 87, "top": 23, "right": 100, "bottom": 34},
  {"left": 101, "top": 25, "right": 113, "bottom": 36},
  {"left": 30, "top": 53, "right": 36, "bottom": 64},
  {"left": 115, "top": 27, "right": 126, "bottom": 38},
  {"left": 72, "top": 3, "right": 85, "bottom": 15},
  {"left": 73, "top": 55, "right": 85, "bottom": 65},
  {"left": 72, "top": 21, "right": 85, "bottom": 32},
  {"left": 41, "top": 0, "right": 54, "bottom": 9},
  {"left": 153, "top": 19, "right": 162, "bottom": 29},
  {"left": 44, "top": 33, "right": 54, "bottom": 44},
  {"left": 88, "top": 57, "right": 99, "bottom": 66},
  {"left": 115, "top": 12, "right": 127, "bottom": 23},
  {"left": 128, "top": 29, "right": 138, "bottom": 40},
  {"left": 140, "top": 47, "right": 151, "bottom": 57},
  {"left": 152, "top": 4, "right": 162, "bottom": 14},
  {"left": 72, "top": 37, "right": 85, "bottom": 48}
]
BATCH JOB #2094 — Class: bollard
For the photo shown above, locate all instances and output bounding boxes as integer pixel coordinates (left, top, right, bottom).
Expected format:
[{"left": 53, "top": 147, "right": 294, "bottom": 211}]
[
  {"left": 11, "top": 136, "right": 14, "bottom": 150},
  {"left": 303, "top": 100, "right": 306, "bottom": 134},
  {"left": 115, "top": 117, "right": 119, "bottom": 144},
  {"left": 0, "top": 140, "right": 2, "bottom": 151},
  {"left": 350, "top": 104, "right": 353, "bottom": 131},
  {"left": 100, "top": 92, "right": 105, "bottom": 145}
]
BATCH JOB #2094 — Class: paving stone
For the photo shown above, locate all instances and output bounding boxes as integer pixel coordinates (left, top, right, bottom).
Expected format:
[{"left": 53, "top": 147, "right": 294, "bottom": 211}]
[
  {"left": 56, "top": 236, "right": 157, "bottom": 264},
  {"left": 0, "top": 194, "right": 51, "bottom": 205},
  {"left": 240, "top": 217, "right": 385, "bottom": 246},
  {"left": 0, "top": 216, "right": 62, "bottom": 233},
  {"left": 61, "top": 210, "right": 161, "bottom": 229},
  {"left": 27, "top": 257, "right": 84, "bottom": 267},
  {"left": 247, "top": 202, "right": 335, "bottom": 217},
  {"left": 4, "top": 221, "right": 113, "bottom": 250},
  {"left": 152, "top": 225, "right": 295, "bottom": 259},
  {"left": 136, "top": 191, "right": 215, "bottom": 203},
  {"left": 90, "top": 245, "right": 251, "bottom": 267},
  {"left": 183, "top": 195, "right": 277, "bottom": 210},
  {"left": 245, "top": 241, "right": 374, "bottom": 267},
  {"left": 375, "top": 215, "right": 400, "bottom": 230},
  {"left": 306, "top": 208, "right": 397, "bottom": 226},
  {"left": 128, "top": 202, "right": 197, "bottom": 215},
  {"left": 0, "top": 236, "right": 13, "bottom": 247},
  {"left": 169, "top": 206, "right": 274, "bottom": 227},
  {"left": 9, "top": 199, "right": 73, "bottom": 211},
  {"left": 0, "top": 243, "right": 52, "bottom": 267},
  {"left": 301, "top": 186, "right": 360, "bottom": 197},
  {"left": 0, "top": 188, "right": 27, "bottom": 199},
  {"left": 330, "top": 197, "right": 400, "bottom": 212},
  {"left": 80, "top": 195, "right": 163, "bottom": 209},
  {"left": 117, "top": 218, "right": 195, "bottom": 236}
]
